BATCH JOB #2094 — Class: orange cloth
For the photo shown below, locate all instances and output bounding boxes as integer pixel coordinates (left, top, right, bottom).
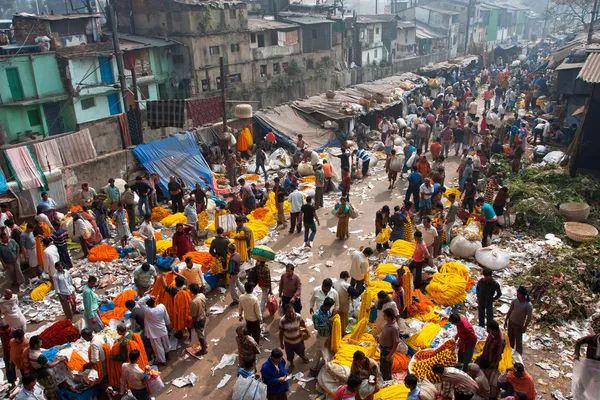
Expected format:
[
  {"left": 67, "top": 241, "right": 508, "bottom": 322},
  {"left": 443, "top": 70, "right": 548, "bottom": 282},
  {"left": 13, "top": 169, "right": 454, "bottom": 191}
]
[
  {"left": 237, "top": 127, "right": 254, "bottom": 152},
  {"left": 322, "top": 163, "right": 333, "bottom": 178},
  {"left": 267, "top": 131, "right": 276, "bottom": 143}
]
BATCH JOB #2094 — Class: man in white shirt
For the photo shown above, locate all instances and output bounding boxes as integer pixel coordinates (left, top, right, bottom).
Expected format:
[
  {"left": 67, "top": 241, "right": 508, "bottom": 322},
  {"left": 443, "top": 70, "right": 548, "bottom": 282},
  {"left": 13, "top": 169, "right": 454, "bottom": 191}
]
[
  {"left": 542, "top": 118, "right": 552, "bottom": 144},
  {"left": 309, "top": 278, "right": 339, "bottom": 314},
  {"left": 333, "top": 271, "right": 367, "bottom": 334},
  {"left": 349, "top": 247, "right": 373, "bottom": 291},
  {"left": 138, "top": 214, "right": 156, "bottom": 265},
  {"left": 468, "top": 100, "right": 478, "bottom": 119},
  {"left": 41, "top": 238, "right": 59, "bottom": 278},
  {"left": 238, "top": 282, "right": 263, "bottom": 344},
  {"left": 81, "top": 328, "right": 107, "bottom": 370},
  {"left": 16, "top": 374, "right": 46, "bottom": 400},
  {"left": 287, "top": 184, "right": 305, "bottom": 234},
  {"left": 133, "top": 262, "right": 157, "bottom": 297},
  {"left": 138, "top": 295, "right": 170, "bottom": 365},
  {"left": 416, "top": 217, "right": 438, "bottom": 262}
]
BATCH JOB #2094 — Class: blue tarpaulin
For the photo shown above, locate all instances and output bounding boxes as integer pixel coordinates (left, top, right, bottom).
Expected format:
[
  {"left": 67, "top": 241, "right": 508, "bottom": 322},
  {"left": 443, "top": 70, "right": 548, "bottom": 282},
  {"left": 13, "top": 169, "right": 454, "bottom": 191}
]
[
  {"left": 0, "top": 167, "right": 8, "bottom": 194},
  {"left": 132, "top": 132, "right": 213, "bottom": 198}
]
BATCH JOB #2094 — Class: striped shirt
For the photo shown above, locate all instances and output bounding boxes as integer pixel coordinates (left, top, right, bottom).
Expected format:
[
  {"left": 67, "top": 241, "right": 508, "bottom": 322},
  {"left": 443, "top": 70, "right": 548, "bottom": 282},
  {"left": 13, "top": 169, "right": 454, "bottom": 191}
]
[
  {"left": 50, "top": 228, "right": 69, "bottom": 246},
  {"left": 279, "top": 312, "right": 303, "bottom": 344},
  {"left": 356, "top": 149, "right": 370, "bottom": 162}
]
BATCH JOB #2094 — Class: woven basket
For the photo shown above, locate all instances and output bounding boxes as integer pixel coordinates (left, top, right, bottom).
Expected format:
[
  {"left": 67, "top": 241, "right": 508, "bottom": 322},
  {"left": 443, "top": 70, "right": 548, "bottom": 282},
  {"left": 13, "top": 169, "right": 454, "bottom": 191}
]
[
  {"left": 564, "top": 222, "right": 598, "bottom": 242},
  {"left": 559, "top": 202, "right": 590, "bottom": 221}
]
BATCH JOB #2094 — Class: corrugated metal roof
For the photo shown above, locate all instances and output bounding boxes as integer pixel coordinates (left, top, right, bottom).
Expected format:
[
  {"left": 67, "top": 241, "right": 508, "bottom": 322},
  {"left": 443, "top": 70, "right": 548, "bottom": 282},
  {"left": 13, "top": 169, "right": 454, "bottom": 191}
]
[
  {"left": 415, "top": 21, "right": 447, "bottom": 39},
  {"left": 118, "top": 33, "right": 178, "bottom": 48},
  {"left": 578, "top": 52, "right": 600, "bottom": 83},
  {"left": 555, "top": 59, "right": 584, "bottom": 71},
  {"left": 248, "top": 18, "right": 298, "bottom": 32}
]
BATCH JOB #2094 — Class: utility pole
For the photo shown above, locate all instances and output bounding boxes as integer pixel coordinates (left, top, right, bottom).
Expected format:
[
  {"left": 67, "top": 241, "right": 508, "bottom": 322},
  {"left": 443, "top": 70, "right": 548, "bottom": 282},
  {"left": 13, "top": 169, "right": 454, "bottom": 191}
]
[
  {"left": 464, "top": 0, "right": 474, "bottom": 55},
  {"left": 375, "top": 0, "right": 378, "bottom": 15},
  {"left": 220, "top": 56, "right": 227, "bottom": 132},
  {"left": 107, "top": 3, "right": 129, "bottom": 111},
  {"left": 588, "top": 0, "right": 599, "bottom": 44}
]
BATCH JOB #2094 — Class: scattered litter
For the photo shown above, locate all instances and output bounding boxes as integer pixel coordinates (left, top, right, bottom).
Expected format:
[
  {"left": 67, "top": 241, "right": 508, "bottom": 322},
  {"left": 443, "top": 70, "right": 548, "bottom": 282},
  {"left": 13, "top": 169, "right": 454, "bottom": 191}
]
[
  {"left": 216, "top": 374, "right": 232, "bottom": 389},
  {"left": 209, "top": 305, "right": 227, "bottom": 315},
  {"left": 211, "top": 354, "right": 237, "bottom": 376},
  {"left": 172, "top": 372, "right": 199, "bottom": 388},
  {"left": 309, "top": 277, "right": 315, "bottom": 283}
]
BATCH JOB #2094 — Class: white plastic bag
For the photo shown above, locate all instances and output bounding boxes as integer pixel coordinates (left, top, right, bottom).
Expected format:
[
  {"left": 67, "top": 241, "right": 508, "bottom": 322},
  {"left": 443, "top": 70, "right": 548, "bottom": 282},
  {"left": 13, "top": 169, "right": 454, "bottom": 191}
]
[
  {"left": 359, "top": 380, "right": 376, "bottom": 398},
  {"left": 475, "top": 247, "right": 510, "bottom": 270},
  {"left": 297, "top": 162, "right": 314, "bottom": 176},
  {"left": 219, "top": 214, "right": 237, "bottom": 232},
  {"left": 572, "top": 358, "right": 600, "bottom": 400},
  {"left": 129, "top": 237, "right": 146, "bottom": 255},
  {"left": 450, "top": 235, "right": 482, "bottom": 259},
  {"left": 232, "top": 376, "right": 267, "bottom": 400},
  {"left": 406, "top": 152, "right": 417, "bottom": 168},
  {"left": 317, "top": 362, "right": 350, "bottom": 396},
  {"left": 543, "top": 150, "right": 566, "bottom": 164}
]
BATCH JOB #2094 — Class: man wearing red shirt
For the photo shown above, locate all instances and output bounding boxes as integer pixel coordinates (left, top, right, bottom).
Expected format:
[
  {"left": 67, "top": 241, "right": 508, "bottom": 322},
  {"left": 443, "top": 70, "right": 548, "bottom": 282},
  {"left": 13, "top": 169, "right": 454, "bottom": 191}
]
[
  {"left": 449, "top": 313, "right": 478, "bottom": 372},
  {"left": 410, "top": 231, "right": 429, "bottom": 290},
  {"left": 430, "top": 138, "right": 442, "bottom": 159},
  {"left": 172, "top": 223, "right": 194, "bottom": 260}
]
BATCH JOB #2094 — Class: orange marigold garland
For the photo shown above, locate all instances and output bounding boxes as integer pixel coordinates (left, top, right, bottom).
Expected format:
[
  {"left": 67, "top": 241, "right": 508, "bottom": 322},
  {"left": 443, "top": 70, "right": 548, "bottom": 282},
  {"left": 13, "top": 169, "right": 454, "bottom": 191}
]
[
  {"left": 88, "top": 244, "right": 120, "bottom": 262},
  {"left": 114, "top": 289, "right": 137, "bottom": 308}
]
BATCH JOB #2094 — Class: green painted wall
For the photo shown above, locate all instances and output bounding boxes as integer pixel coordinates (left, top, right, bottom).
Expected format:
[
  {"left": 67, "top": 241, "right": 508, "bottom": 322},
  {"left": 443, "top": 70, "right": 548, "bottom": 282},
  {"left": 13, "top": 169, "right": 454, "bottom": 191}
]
[
  {"left": 0, "top": 53, "right": 65, "bottom": 102},
  {"left": 0, "top": 101, "right": 76, "bottom": 143},
  {"left": 487, "top": 10, "right": 499, "bottom": 43},
  {"left": 149, "top": 47, "right": 177, "bottom": 99}
]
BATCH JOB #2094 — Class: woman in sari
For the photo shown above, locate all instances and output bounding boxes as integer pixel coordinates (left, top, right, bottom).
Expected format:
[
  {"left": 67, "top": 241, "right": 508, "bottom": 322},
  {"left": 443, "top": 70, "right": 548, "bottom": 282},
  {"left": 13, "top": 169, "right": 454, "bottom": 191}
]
[
  {"left": 92, "top": 201, "right": 111, "bottom": 239},
  {"left": 334, "top": 197, "right": 350, "bottom": 240},
  {"left": 33, "top": 213, "right": 53, "bottom": 270},
  {"left": 81, "top": 206, "right": 103, "bottom": 245}
]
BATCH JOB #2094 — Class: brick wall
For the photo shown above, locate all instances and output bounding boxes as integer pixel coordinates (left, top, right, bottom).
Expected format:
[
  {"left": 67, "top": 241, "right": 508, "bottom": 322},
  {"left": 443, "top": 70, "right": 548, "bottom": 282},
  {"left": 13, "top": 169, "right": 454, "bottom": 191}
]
[{"left": 13, "top": 17, "right": 51, "bottom": 44}]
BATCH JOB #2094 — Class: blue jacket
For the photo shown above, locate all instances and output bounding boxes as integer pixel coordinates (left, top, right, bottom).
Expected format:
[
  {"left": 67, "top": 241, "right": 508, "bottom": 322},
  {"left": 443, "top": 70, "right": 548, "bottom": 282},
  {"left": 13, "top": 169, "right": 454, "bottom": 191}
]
[{"left": 261, "top": 357, "right": 289, "bottom": 396}]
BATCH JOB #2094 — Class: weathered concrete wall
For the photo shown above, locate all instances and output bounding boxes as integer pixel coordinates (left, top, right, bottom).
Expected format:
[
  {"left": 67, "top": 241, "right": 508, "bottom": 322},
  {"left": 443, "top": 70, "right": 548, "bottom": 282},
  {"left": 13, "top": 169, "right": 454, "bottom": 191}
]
[{"left": 61, "top": 149, "right": 145, "bottom": 205}]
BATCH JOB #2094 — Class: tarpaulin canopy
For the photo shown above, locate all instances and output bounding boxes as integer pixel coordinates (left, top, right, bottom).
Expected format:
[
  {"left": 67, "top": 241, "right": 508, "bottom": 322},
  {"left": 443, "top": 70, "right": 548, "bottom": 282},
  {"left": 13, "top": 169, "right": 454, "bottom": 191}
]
[
  {"left": 132, "top": 132, "right": 213, "bottom": 198},
  {"left": 254, "top": 105, "right": 334, "bottom": 152}
]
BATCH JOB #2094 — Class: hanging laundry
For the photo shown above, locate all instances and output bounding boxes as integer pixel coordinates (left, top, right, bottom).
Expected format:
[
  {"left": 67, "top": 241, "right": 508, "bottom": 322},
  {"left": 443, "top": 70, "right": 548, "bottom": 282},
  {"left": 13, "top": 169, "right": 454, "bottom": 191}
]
[
  {"left": 55, "top": 129, "right": 97, "bottom": 165},
  {"left": 3, "top": 146, "right": 47, "bottom": 190},
  {"left": 32, "top": 140, "right": 63, "bottom": 172},
  {"left": 186, "top": 97, "right": 223, "bottom": 127},
  {"left": 127, "top": 108, "right": 142, "bottom": 145},
  {"left": 147, "top": 100, "right": 185, "bottom": 128}
]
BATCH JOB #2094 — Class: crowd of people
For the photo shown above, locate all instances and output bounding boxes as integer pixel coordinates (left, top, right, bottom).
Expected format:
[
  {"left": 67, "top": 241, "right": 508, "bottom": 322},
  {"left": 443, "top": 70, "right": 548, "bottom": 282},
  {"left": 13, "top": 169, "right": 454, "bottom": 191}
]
[{"left": 0, "top": 51, "right": 592, "bottom": 400}]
